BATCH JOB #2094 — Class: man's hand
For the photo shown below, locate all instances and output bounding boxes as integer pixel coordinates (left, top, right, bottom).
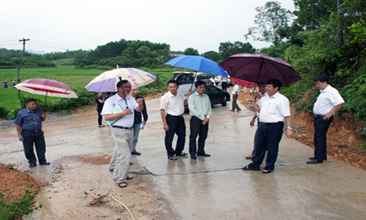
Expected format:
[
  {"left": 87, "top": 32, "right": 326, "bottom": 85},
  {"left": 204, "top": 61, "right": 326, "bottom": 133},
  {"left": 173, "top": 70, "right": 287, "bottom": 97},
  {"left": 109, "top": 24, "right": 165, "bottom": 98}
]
[
  {"left": 41, "top": 113, "right": 47, "bottom": 121},
  {"left": 248, "top": 96, "right": 254, "bottom": 102},
  {"left": 123, "top": 108, "right": 133, "bottom": 115},
  {"left": 323, "top": 113, "right": 333, "bottom": 120},
  {"left": 286, "top": 128, "right": 293, "bottom": 138},
  {"left": 136, "top": 98, "right": 143, "bottom": 104},
  {"left": 163, "top": 124, "right": 169, "bottom": 131},
  {"left": 18, "top": 135, "right": 24, "bottom": 141},
  {"left": 187, "top": 89, "right": 192, "bottom": 97},
  {"left": 202, "top": 118, "right": 210, "bottom": 125},
  {"left": 250, "top": 118, "right": 255, "bottom": 127}
]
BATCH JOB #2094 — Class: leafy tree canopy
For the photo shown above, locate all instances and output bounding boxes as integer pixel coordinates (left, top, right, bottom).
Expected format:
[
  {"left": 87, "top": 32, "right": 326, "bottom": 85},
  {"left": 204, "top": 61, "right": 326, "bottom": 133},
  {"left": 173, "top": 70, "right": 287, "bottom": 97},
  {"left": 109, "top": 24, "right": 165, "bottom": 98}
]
[
  {"left": 219, "top": 41, "right": 256, "bottom": 60},
  {"left": 184, "top": 48, "right": 199, "bottom": 55}
]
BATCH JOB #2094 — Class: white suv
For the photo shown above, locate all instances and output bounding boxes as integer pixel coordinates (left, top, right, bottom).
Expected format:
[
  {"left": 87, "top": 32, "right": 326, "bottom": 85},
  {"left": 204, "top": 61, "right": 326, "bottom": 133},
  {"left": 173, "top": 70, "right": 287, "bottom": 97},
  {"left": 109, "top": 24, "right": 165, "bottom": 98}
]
[{"left": 172, "top": 71, "right": 214, "bottom": 85}]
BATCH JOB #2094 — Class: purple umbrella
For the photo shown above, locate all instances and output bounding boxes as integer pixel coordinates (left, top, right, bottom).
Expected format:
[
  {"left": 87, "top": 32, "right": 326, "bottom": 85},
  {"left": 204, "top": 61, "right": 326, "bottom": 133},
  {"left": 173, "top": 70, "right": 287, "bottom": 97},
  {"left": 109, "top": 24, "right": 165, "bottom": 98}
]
[{"left": 219, "top": 53, "right": 301, "bottom": 87}]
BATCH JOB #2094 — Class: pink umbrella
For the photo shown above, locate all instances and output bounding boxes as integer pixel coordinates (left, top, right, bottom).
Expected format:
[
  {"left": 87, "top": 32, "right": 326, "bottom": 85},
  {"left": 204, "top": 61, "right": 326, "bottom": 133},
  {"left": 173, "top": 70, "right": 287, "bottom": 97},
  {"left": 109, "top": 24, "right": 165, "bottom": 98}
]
[
  {"left": 15, "top": 78, "right": 77, "bottom": 111},
  {"left": 230, "top": 77, "right": 258, "bottom": 89}
]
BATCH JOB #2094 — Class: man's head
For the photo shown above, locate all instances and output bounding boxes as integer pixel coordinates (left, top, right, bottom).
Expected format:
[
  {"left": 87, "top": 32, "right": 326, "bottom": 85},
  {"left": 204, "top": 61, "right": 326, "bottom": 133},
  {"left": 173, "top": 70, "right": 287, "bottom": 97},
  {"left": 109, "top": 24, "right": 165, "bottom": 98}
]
[
  {"left": 314, "top": 75, "right": 330, "bottom": 90},
  {"left": 130, "top": 87, "right": 139, "bottom": 97},
  {"left": 116, "top": 80, "right": 131, "bottom": 97},
  {"left": 258, "top": 83, "right": 266, "bottom": 94},
  {"left": 266, "top": 79, "right": 282, "bottom": 96},
  {"left": 195, "top": 80, "right": 206, "bottom": 95},
  {"left": 167, "top": 80, "right": 179, "bottom": 95},
  {"left": 97, "top": 92, "right": 103, "bottom": 97},
  {"left": 26, "top": 98, "right": 38, "bottom": 111}
]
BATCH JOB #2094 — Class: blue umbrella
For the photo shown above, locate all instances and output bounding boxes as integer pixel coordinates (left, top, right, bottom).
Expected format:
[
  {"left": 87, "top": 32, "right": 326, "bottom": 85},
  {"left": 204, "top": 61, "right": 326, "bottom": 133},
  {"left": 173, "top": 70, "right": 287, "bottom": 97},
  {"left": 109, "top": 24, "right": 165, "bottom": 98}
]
[{"left": 165, "top": 55, "right": 228, "bottom": 77}]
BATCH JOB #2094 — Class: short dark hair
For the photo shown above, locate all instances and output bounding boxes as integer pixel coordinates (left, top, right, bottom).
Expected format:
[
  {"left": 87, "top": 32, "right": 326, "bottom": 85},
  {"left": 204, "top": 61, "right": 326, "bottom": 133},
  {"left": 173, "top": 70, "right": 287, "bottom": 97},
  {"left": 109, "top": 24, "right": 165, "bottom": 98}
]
[
  {"left": 116, "top": 80, "right": 130, "bottom": 88},
  {"left": 167, "top": 80, "right": 179, "bottom": 87},
  {"left": 194, "top": 80, "right": 206, "bottom": 88},
  {"left": 267, "top": 79, "right": 282, "bottom": 91},
  {"left": 314, "top": 75, "right": 330, "bottom": 84},
  {"left": 26, "top": 98, "right": 37, "bottom": 104}
]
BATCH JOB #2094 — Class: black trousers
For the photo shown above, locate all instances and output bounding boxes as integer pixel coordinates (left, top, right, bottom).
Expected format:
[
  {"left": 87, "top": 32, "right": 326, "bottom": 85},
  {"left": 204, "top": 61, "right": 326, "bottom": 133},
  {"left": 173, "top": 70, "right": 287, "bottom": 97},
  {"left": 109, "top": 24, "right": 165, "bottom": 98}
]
[
  {"left": 97, "top": 108, "right": 103, "bottom": 126},
  {"left": 222, "top": 82, "right": 228, "bottom": 91},
  {"left": 314, "top": 116, "right": 333, "bottom": 160},
  {"left": 21, "top": 130, "right": 47, "bottom": 165},
  {"left": 165, "top": 115, "right": 186, "bottom": 157},
  {"left": 249, "top": 122, "right": 284, "bottom": 170},
  {"left": 251, "top": 119, "right": 262, "bottom": 156},
  {"left": 189, "top": 116, "right": 209, "bottom": 156}
]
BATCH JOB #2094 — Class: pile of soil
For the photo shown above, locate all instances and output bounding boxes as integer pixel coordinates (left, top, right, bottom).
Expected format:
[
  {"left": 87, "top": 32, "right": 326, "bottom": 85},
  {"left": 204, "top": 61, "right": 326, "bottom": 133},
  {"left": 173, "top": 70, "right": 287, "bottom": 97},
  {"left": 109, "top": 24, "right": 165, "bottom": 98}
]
[{"left": 237, "top": 91, "right": 366, "bottom": 170}]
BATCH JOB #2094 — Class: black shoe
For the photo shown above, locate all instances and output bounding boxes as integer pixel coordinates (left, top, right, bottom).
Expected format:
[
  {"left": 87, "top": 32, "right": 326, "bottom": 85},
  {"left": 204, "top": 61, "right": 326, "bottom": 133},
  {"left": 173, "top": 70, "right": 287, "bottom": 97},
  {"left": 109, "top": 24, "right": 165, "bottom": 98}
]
[
  {"left": 191, "top": 155, "right": 197, "bottom": 159},
  {"left": 131, "top": 151, "right": 141, "bottom": 155},
  {"left": 197, "top": 153, "right": 211, "bottom": 157},
  {"left": 40, "top": 162, "right": 51, "bottom": 165},
  {"left": 309, "top": 157, "right": 327, "bottom": 161},
  {"left": 242, "top": 165, "right": 260, "bottom": 171},
  {"left": 306, "top": 159, "right": 323, "bottom": 164},
  {"left": 29, "top": 163, "right": 37, "bottom": 167}
]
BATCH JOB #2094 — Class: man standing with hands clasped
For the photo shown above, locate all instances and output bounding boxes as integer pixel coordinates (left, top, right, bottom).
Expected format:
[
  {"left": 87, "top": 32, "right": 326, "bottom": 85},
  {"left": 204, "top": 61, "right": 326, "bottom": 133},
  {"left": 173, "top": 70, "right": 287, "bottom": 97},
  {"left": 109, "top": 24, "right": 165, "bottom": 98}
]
[
  {"left": 161, "top": 80, "right": 191, "bottom": 160},
  {"left": 102, "top": 80, "right": 144, "bottom": 188},
  {"left": 188, "top": 81, "right": 212, "bottom": 159},
  {"left": 242, "top": 79, "right": 292, "bottom": 174},
  {"left": 307, "top": 75, "right": 344, "bottom": 164}
]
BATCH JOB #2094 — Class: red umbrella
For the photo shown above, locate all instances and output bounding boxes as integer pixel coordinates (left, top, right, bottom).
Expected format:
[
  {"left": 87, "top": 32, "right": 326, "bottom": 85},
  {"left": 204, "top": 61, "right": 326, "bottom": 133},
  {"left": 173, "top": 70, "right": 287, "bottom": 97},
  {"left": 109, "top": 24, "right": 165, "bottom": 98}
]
[
  {"left": 230, "top": 77, "right": 258, "bottom": 89},
  {"left": 15, "top": 78, "right": 77, "bottom": 111},
  {"left": 219, "top": 53, "right": 301, "bottom": 87}
]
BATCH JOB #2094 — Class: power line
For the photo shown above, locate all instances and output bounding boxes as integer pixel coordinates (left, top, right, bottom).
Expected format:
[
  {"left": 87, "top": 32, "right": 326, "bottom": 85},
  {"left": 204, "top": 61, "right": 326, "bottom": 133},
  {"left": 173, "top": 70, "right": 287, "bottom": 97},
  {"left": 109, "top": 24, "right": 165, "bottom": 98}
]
[
  {"left": 31, "top": 40, "right": 72, "bottom": 49},
  {"left": 0, "top": 39, "right": 18, "bottom": 43},
  {"left": 27, "top": 42, "right": 69, "bottom": 50}
]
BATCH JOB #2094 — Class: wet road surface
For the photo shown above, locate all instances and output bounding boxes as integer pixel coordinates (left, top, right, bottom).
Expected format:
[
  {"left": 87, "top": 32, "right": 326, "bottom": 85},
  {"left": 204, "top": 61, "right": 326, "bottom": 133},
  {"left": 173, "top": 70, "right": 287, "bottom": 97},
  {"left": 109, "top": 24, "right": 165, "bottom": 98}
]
[{"left": 1, "top": 98, "right": 366, "bottom": 219}]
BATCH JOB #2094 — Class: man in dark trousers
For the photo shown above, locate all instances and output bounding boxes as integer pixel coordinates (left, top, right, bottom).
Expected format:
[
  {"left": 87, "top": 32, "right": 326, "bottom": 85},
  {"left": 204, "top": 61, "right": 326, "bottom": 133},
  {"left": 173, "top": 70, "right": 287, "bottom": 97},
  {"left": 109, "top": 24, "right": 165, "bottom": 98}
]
[
  {"left": 160, "top": 80, "right": 191, "bottom": 160},
  {"left": 130, "top": 87, "right": 148, "bottom": 155},
  {"left": 307, "top": 75, "right": 345, "bottom": 164},
  {"left": 188, "top": 81, "right": 212, "bottom": 159},
  {"left": 96, "top": 92, "right": 106, "bottom": 127},
  {"left": 14, "top": 98, "right": 51, "bottom": 167},
  {"left": 243, "top": 79, "right": 293, "bottom": 174}
]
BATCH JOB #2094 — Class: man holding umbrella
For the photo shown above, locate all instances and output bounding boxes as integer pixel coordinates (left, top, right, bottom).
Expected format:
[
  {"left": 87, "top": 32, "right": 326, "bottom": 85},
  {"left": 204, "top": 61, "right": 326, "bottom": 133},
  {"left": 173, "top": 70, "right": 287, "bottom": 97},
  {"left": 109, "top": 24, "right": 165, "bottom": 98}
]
[
  {"left": 243, "top": 79, "right": 293, "bottom": 174},
  {"left": 101, "top": 80, "right": 144, "bottom": 188},
  {"left": 15, "top": 98, "right": 51, "bottom": 167}
]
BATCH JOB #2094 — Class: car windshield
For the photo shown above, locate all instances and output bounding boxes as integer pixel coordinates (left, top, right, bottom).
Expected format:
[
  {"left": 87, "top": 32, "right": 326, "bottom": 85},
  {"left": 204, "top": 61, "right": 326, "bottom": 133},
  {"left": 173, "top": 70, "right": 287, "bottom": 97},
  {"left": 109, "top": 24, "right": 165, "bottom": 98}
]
[{"left": 178, "top": 84, "right": 196, "bottom": 95}]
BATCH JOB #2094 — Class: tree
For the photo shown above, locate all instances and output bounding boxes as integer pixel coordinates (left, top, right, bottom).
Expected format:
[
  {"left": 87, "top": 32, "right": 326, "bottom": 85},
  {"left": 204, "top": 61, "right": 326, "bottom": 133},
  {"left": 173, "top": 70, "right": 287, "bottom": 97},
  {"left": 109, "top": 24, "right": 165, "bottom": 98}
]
[
  {"left": 202, "top": 51, "right": 222, "bottom": 63},
  {"left": 219, "top": 41, "right": 256, "bottom": 60},
  {"left": 184, "top": 48, "right": 199, "bottom": 55},
  {"left": 244, "top": 1, "right": 293, "bottom": 45}
]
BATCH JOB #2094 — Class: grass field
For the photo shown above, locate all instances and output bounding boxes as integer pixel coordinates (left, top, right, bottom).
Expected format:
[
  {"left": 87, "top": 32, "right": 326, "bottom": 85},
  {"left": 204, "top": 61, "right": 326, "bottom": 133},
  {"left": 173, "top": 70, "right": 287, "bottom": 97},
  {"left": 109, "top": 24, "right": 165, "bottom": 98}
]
[{"left": 0, "top": 65, "right": 177, "bottom": 111}]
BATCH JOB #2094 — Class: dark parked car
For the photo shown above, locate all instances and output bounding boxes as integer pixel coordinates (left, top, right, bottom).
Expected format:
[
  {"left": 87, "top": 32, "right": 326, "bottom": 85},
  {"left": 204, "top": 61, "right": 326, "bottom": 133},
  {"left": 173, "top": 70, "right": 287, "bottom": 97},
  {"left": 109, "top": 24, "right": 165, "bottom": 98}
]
[
  {"left": 171, "top": 71, "right": 214, "bottom": 85},
  {"left": 177, "top": 84, "right": 231, "bottom": 109}
]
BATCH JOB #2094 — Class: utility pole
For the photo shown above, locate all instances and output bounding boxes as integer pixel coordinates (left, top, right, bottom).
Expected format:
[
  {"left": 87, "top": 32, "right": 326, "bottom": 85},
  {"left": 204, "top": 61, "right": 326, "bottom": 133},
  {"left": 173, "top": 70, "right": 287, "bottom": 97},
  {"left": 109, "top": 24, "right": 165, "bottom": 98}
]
[{"left": 17, "top": 38, "right": 30, "bottom": 100}]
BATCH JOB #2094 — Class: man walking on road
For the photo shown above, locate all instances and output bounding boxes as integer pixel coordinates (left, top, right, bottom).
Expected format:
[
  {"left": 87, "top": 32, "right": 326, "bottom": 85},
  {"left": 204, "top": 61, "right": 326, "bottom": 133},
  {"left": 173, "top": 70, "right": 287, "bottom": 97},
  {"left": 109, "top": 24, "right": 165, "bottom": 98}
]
[
  {"left": 130, "top": 87, "right": 148, "bottom": 156},
  {"left": 160, "top": 80, "right": 191, "bottom": 160},
  {"left": 102, "top": 80, "right": 144, "bottom": 188},
  {"left": 245, "top": 83, "right": 266, "bottom": 159},
  {"left": 15, "top": 98, "right": 51, "bottom": 167},
  {"left": 230, "top": 82, "right": 241, "bottom": 112},
  {"left": 307, "top": 75, "right": 344, "bottom": 164},
  {"left": 188, "top": 81, "right": 212, "bottom": 159},
  {"left": 243, "top": 79, "right": 293, "bottom": 174}
]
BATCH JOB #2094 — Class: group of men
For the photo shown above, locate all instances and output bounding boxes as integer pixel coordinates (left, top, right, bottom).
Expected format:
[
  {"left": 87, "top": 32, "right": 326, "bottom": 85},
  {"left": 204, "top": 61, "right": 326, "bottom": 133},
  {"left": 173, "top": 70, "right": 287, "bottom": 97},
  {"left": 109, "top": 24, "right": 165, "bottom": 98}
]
[{"left": 14, "top": 75, "right": 344, "bottom": 187}]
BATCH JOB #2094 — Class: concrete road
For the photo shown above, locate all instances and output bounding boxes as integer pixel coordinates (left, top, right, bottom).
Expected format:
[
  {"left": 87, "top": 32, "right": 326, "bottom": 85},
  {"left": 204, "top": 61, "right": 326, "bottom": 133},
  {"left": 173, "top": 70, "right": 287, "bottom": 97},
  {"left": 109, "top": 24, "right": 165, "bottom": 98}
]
[{"left": 1, "top": 97, "right": 366, "bottom": 219}]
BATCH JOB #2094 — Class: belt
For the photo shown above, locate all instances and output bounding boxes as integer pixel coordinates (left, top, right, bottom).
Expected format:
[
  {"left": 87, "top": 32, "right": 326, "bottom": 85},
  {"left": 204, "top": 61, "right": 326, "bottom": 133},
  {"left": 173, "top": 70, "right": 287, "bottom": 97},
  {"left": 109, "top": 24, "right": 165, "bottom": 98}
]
[
  {"left": 23, "top": 129, "right": 40, "bottom": 132},
  {"left": 262, "top": 121, "right": 282, "bottom": 126},
  {"left": 314, "top": 114, "right": 325, "bottom": 117},
  {"left": 112, "top": 125, "right": 133, "bottom": 130},
  {"left": 167, "top": 114, "right": 183, "bottom": 117}
]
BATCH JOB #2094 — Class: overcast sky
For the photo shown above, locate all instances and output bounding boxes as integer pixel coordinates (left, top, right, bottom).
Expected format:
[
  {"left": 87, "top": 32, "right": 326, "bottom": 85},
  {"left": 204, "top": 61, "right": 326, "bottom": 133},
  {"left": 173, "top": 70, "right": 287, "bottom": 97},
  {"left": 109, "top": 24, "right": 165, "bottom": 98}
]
[{"left": 1, "top": 0, "right": 295, "bottom": 54}]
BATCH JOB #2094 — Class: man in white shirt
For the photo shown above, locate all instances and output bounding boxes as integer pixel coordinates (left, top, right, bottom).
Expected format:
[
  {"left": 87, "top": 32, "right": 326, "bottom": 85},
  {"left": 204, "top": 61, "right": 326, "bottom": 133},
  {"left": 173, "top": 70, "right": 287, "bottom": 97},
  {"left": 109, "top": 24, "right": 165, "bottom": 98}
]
[
  {"left": 161, "top": 80, "right": 191, "bottom": 160},
  {"left": 102, "top": 80, "right": 144, "bottom": 188},
  {"left": 307, "top": 75, "right": 345, "bottom": 164},
  {"left": 188, "top": 81, "right": 212, "bottom": 159},
  {"left": 243, "top": 79, "right": 293, "bottom": 174},
  {"left": 230, "top": 82, "right": 241, "bottom": 112}
]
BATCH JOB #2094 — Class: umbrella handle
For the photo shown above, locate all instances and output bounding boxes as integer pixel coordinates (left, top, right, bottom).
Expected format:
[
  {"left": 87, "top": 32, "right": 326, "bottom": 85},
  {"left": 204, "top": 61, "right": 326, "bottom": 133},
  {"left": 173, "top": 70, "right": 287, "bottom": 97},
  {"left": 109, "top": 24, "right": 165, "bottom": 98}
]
[
  {"left": 119, "top": 77, "right": 129, "bottom": 108},
  {"left": 43, "top": 90, "right": 48, "bottom": 112}
]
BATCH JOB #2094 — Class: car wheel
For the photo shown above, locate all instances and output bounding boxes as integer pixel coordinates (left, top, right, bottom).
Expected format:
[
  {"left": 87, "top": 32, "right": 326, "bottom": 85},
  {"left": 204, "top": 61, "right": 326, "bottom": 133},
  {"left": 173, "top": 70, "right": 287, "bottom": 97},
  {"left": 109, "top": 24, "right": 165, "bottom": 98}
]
[{"left": 221, "top": 96, "right": 227, "bottom": 106}]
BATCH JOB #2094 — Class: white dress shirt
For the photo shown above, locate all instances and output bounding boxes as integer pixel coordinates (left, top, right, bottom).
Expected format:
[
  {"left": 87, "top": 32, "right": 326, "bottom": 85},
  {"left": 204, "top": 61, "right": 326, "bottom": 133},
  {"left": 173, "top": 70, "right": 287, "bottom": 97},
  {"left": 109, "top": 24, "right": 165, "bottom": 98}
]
[
  {"left": 313, "top": 85, "right": 344, "bottom": 115},
  {"left": 258, "top": 92, "right": 290, "bottom": 123},
  {"left": 160, "top": 91, "right": 186, "bottom": 116},
  {"left": 188, "top": 92, "right": 212, "bottom": 120},
  {"left": 232, "top": 84, "right": 240, "bottom": 95},
  {"left": 101, "top": 94, "right": 138, "bottom": 127}
]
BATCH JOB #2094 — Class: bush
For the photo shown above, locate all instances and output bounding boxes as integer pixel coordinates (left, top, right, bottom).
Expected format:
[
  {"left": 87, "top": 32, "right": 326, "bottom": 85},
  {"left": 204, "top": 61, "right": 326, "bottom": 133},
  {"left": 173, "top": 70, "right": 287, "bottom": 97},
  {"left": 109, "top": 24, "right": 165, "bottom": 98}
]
[
  {"left": 0, "top": 106, "right": 7, "bottom": 119},
  {"left": 0, "top": 185, "right": 42, "bottom": 220}
]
